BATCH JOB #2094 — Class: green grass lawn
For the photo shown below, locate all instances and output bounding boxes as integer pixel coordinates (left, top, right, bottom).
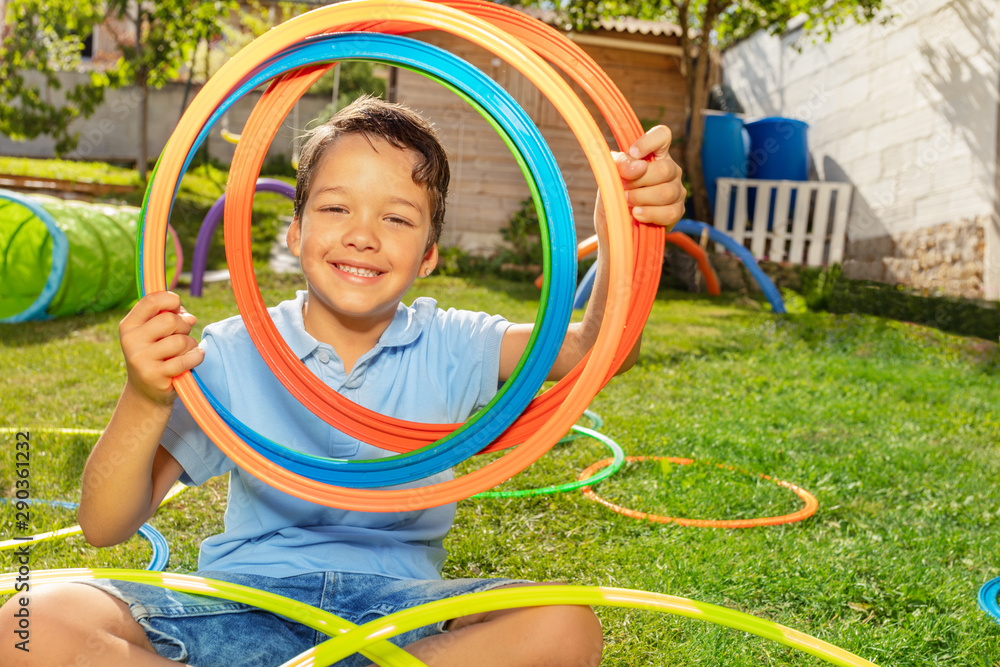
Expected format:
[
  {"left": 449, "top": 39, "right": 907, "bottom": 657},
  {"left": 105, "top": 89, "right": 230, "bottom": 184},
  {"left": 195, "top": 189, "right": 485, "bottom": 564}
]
[{"left": 1, "top": 271, "right": 998, "bottom": 665}]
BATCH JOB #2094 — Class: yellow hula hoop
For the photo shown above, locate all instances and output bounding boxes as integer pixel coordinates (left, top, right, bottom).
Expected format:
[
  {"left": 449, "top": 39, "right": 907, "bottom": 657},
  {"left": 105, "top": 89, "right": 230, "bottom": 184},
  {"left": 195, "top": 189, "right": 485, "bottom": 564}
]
[
  {"left": 286, "top": 585, "right": 878, "bottom": 667},
  {"left": 0, "top": 484, "right": 186, "bottom": 551},
  {"left": 1, "top": 570, "right": 878, "bottom": 667},
  {"left": 0, "top": 568, "right": 424, "bottom": 667}
]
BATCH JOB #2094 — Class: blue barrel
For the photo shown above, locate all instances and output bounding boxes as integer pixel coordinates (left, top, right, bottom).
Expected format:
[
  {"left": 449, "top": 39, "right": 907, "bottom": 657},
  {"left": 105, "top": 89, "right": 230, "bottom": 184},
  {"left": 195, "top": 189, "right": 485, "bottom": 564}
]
[
  {"left": 701, "top": 112, "right": 749, "bottom": 226},
  {"left": 744, "top": 117, "right": 809, "bottom": 229}
]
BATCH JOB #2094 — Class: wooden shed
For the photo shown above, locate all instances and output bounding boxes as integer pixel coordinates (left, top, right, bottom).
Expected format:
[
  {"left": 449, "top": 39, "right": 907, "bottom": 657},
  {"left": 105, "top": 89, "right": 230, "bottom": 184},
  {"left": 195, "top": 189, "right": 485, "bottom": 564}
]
[{"left": 392, "top": 11, "right": 685, "bottom": 253}]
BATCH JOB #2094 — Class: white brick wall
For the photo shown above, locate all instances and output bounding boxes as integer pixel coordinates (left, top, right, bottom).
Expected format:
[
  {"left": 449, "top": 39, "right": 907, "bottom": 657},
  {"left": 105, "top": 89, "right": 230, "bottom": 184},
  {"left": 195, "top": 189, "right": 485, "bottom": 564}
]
[
  {"left": 723, "top": 0, "right": 1000, "bottom": 239},
  {"left": 723, "top": 0, "right": 1000, "bottom": 298}
]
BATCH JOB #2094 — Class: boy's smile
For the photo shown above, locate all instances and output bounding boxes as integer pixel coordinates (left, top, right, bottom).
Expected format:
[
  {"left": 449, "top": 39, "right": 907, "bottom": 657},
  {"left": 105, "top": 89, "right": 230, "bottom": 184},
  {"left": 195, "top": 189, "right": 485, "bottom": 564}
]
[{"left": 287, "top": 133, "right": 438, "bottom": 349}]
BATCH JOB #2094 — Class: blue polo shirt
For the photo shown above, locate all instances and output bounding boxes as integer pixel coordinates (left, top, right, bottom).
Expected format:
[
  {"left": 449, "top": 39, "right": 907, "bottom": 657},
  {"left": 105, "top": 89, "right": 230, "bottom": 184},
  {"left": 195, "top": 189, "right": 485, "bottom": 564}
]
[{"left": 162, "top": 291, "right": 511, "bottom": 580}]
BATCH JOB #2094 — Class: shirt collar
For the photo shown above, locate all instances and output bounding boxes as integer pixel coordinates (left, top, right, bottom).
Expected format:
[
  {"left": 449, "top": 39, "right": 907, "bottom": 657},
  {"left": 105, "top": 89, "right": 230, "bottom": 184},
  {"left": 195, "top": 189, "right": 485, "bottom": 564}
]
[
  {"left": 272, "top": 291, "right": 319, "bottom": 360},
  {"left": 379, "top": 296, "right": 436, "bottom": 348},
  {"left": 272, "top": 291, "right": 436, "bottom": 360}
]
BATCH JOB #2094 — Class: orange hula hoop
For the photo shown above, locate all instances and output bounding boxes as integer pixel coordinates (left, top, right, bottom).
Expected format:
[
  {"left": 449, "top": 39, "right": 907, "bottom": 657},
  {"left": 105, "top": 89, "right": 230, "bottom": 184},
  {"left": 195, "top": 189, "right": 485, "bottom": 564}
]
[
  {"left": 188, "top": 2, "right": 663, "bottom": 453},
  {"left": 579, "top": 456, "right": 819, "bottom": 529},
  {"left": 535, "top": 233, "right": 720, "bottom": 296},
  {"left": 141, "top": 0, "right": 650, "bottom": 509},
  {"left": 218, "top": 0, "right": 666, "bottom": 455}
]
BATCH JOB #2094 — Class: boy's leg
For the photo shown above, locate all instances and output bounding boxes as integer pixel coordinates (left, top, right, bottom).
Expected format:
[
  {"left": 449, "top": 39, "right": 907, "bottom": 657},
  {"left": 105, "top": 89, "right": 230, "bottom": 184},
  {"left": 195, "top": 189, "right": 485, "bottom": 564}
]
[
  {"left": 0, "top": 583, "right": 172, "bottom": 666},
  {"left": 399, "top": 596, "right": 603, "bottom": 667}
]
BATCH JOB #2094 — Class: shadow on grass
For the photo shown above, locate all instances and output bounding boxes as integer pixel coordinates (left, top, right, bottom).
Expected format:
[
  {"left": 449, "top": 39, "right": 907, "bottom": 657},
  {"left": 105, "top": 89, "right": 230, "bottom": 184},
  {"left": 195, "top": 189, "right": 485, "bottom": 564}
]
[
  {"left": 0, "top": 308, "right": 125, "bottom": 348},
  {"left": 772, "top": 311, "right": 1000, "bottom": 374},
  {"left": 447, "top": 273, "right": 547, "bottom": 301}
]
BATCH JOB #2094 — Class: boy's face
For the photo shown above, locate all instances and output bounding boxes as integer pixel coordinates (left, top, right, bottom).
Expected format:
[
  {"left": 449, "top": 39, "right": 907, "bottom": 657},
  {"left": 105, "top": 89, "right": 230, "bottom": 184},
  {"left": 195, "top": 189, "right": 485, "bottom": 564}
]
[{"left": 287, "top": 133, "right": 438, "bottom": 336}]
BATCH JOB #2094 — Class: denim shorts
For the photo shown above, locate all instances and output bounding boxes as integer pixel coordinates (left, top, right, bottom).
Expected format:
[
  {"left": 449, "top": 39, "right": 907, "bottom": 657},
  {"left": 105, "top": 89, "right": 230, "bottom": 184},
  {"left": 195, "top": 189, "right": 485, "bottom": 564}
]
[{"left": 84, "top": 570, "right": 527, "bottom": 666}]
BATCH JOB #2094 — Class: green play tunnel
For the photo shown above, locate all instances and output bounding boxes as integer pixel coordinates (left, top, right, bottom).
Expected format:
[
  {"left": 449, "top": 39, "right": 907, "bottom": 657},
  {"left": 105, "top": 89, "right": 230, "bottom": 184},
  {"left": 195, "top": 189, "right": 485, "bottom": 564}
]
[{"left": 0, "top": 188, "right": 179, "bottom": 322}]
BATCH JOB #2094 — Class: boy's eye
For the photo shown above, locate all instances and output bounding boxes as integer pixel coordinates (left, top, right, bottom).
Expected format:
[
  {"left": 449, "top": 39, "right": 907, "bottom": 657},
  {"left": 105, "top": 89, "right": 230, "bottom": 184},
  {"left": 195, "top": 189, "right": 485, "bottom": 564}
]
[
  {"left": 315, "top": 202, "right": 348, "bottom": 214},
  {"left": 385, "top": 215, "right": 414, "bottom": 227}
]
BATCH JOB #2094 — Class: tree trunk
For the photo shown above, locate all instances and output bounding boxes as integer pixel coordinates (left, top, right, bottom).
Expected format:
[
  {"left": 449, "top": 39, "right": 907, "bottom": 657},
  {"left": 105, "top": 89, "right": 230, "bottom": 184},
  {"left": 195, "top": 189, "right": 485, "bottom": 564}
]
[
  {"left": 134, "top": 9, "right": 148, "bottom": 180},
  {"left": 138, "top": 75, "right": 148, "bottom": 180},
  {"left": 684, "top": 74, "right": 711, "bottom": 222},
  {"left": 682, "top": 1, "right": 722, "bottom": 223}
]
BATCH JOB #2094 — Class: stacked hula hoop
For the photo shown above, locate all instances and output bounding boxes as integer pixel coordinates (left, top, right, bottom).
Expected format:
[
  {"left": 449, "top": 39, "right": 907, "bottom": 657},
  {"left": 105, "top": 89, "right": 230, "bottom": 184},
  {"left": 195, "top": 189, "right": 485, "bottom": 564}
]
[
  {"left": 25, "top": 0, "right": 875, "bottom": 664},
  {"left": 137, "top": 0, "right": 665, "bottom": 510}
]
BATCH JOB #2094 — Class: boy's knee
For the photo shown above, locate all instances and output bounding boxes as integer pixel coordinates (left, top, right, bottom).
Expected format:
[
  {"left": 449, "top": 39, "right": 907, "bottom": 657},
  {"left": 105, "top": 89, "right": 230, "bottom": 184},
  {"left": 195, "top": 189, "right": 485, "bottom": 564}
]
[
  {"left": 2, "top": 585, "right": 80, "bottom": 663},
  {"left": 538, "top": 605, "right": 604, "bottom": 667},
  {"left": 0, "top": 592, "right": 33, "bottom": 660},
  {"left": 0, "top": 583, "right": 147, "bottom": 665}
]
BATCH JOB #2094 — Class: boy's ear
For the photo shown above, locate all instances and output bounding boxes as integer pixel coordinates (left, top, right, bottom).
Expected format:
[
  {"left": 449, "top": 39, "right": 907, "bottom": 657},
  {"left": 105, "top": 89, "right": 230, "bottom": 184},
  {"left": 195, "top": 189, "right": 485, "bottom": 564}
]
[
  {"left": 286, "top": 218, "right": 302, "bottom": 258},
  {"left": 420, "top": 243, "right": 438, "bottom": 277}
]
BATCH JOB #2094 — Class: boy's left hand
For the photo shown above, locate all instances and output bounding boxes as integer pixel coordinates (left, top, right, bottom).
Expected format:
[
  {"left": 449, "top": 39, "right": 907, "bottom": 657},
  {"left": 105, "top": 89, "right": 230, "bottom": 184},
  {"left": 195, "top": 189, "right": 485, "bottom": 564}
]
[{"left": 599, "top": 125, "right": 686, "bottom": 231}]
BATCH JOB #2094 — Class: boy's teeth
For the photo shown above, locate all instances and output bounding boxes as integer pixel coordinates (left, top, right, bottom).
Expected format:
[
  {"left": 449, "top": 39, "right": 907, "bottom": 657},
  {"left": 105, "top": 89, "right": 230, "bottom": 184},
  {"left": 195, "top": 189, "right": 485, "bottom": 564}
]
[{"left": 337, "top": 264, "right": 380, "bottom": 277}]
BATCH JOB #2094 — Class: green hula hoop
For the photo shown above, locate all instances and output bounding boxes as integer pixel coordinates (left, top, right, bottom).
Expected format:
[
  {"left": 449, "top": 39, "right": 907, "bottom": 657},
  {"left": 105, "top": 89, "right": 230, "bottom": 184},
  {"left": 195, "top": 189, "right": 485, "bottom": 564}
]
[
  {"left": 472, "top": 425, "right": 624, "bottom": 498},
  {"left": 556, "top": 409, "right": 605, "bottom": 443}
]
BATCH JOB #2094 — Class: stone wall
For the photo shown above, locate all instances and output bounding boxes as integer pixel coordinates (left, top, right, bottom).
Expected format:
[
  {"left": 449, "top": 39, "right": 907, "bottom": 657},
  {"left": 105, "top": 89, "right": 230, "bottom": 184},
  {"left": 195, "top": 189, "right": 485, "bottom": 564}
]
[{"left": 843, "top": 218, "right": 985, "bottom": 299}]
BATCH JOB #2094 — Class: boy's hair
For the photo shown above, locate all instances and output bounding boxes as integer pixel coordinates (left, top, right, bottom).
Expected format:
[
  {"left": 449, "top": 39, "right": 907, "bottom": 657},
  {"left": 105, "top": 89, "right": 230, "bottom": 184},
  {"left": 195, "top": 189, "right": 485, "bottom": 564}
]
[{"left": 293, "top": 95, "right": 450, "bottom": 248}]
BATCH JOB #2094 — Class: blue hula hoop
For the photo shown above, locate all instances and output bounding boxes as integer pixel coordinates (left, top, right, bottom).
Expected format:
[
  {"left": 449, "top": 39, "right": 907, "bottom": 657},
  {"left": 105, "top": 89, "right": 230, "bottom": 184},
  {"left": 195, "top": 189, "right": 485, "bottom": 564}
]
[
  {"left": 979, "top": 576, "right": 1000, "bottom": 626},
  {"left": 138, "top": 32, "right": 575, "bottom": 486},
  {"left": 1, "top": 499, "right": 169, "bottom": 571},
  {"left": 573, "top": 261, "right": 598, "bottom": 310},
  {"left": 0, "top": 190, "right": 69, "bottom": 323},
  {"left": 673, "top": 219, "right": 786, "bottom": 314},
  {"left": 575, "top": 220, "right": 785, "bottom": 314}
]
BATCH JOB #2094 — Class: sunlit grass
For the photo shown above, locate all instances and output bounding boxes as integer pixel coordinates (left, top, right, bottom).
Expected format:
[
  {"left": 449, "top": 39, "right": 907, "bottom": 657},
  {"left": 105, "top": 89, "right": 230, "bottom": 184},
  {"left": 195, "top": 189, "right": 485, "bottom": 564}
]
[{"left": 1, "top": 272, "right": 999, "bottom": 665}]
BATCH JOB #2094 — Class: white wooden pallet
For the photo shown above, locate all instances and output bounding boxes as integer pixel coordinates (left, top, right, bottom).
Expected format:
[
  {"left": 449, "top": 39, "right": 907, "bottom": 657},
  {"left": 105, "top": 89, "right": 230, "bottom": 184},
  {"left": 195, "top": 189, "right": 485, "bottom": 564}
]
[{"left": 712, "top": 178, "right": 854, "bottom": 266}]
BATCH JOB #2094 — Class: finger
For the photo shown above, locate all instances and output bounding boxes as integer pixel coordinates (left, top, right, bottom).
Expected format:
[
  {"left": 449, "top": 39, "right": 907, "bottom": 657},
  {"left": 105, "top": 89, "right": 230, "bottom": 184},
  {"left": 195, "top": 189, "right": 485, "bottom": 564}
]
[
  {"left": 627, "top": 179, "right": 687, "bottom": 210},
  {"left": 120, "top": 315, "right": 198, "bottom": 369},
  {"left": 151, "top": 309, "right": 197, "bottom": 337},
  {"left": 613, "top": 151, "right": 650, "bottom": 182},
  {"left": 127, "top": 310, "right": 197, "bottom": 350},
  {"left": 177, "top": 306, "right": 197, "bottom": 326},
  {"left": 158, "top": 340, "right": 206, "bottom": 378},
  {"left": 623, "top": 154, "right": 682, "bottom": 193},
  {"left": 129, "top": 291, "right": 184, "bottom": 321},
  {"left": 632, "top": 200, "right": 686, "bottom": 228},
  {"left": 128, "top": 336, "right": 203, "bottom": 387},
  {"left": 120, "top": 291, "right": 185, "bottom": 334},
  {"left": 124, "top": 332, "right": 190, "bottom": 371},
  {"left": 627, "top": 125, "right": 673, "bottom": 160},
  {"left": 149, "top": 331, "right": 201, "bottom": 362}
]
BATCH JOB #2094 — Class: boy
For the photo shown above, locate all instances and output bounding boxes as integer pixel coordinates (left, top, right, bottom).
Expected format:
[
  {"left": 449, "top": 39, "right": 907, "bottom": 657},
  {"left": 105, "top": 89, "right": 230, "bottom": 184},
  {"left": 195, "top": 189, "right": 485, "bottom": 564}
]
[{"left": 0, "top": 96, "right": 684, "bottom": 666}]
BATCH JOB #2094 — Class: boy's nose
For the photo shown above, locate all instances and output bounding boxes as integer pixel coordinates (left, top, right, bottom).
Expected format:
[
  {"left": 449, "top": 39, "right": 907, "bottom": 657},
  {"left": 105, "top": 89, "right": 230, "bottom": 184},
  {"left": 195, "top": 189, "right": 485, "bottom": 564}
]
[{"left": 341, "top": 217, "right": 379, "bottom": 251}]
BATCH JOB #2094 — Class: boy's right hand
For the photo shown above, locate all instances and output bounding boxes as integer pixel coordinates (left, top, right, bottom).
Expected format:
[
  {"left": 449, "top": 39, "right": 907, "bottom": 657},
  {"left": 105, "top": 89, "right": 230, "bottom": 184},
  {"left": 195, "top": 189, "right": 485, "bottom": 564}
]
[{"left": 119, "top": 291, "right": 205, "bottom": 406}]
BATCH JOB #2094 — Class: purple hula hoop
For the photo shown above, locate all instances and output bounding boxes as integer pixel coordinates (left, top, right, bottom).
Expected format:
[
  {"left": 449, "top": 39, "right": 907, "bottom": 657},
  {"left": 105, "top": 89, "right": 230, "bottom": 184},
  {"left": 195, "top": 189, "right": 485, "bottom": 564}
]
[
  {"left": 189, "top": 178, "right": 295, "bottom": 296},
  {"left": 167, "top": 223, "right": 184, "bottom": 291}
]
